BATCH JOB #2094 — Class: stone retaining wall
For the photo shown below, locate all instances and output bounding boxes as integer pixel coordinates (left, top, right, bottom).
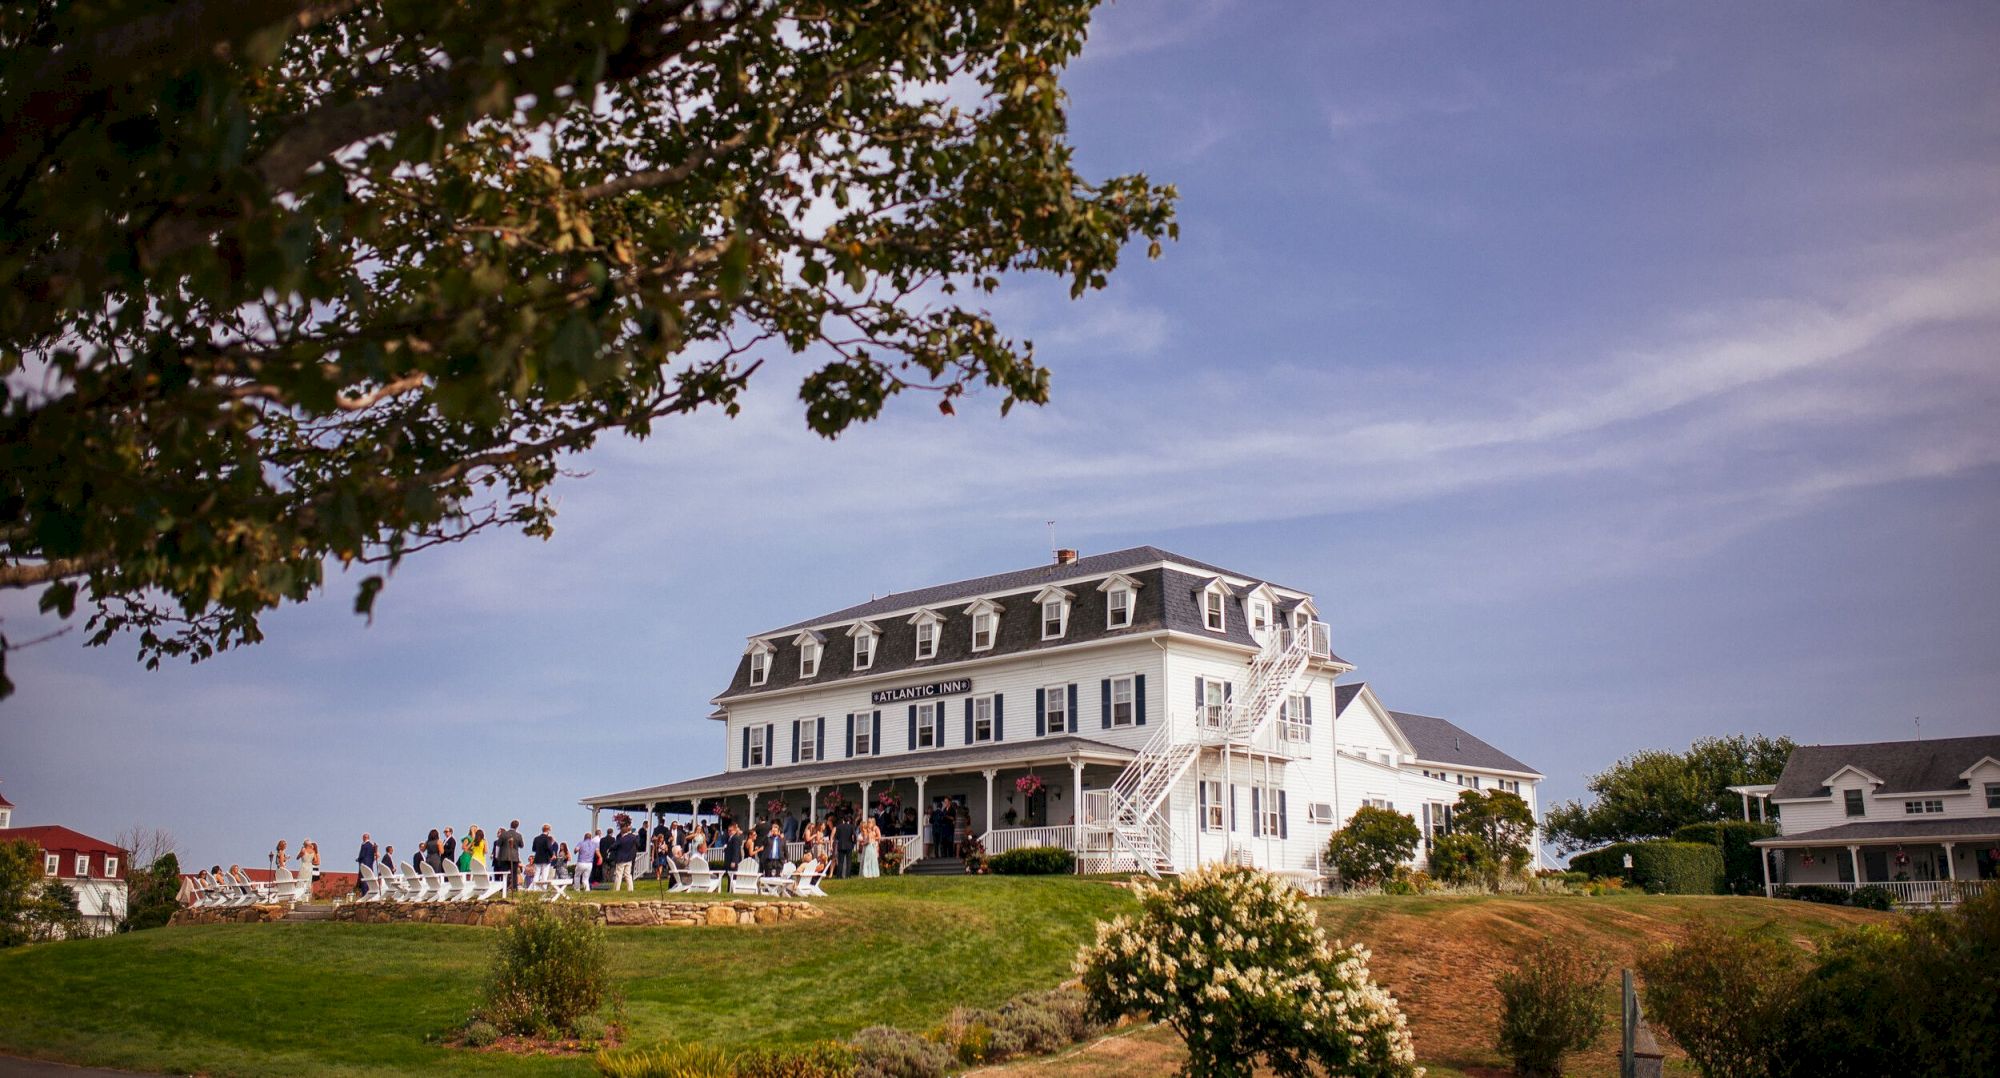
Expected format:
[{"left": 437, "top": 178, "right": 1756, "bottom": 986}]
[{"left": 174, "top": 899, "right": 822, "bottom": 928}]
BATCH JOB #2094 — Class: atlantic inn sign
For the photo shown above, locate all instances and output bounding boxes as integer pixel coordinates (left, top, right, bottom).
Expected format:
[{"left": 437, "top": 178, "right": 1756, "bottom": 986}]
[{"left": 870, "top": 678, "right": 973, "bottom": 705}]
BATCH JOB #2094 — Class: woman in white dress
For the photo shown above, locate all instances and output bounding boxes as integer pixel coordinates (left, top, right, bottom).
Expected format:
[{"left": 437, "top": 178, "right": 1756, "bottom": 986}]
[{"left": 859, "top": 819, "right": 881, "bottom": 878}]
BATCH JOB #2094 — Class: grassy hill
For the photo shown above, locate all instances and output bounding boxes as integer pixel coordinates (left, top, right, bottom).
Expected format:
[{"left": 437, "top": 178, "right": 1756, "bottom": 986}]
[
  {"left": 0, "top": 880, "right": 1890, "bottom": 1078},
  {"left": 994, "top": 891, "right": 1893, "bottom": 1078}
]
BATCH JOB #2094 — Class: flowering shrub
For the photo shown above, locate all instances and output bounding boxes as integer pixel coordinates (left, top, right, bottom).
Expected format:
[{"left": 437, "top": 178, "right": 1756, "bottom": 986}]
[
  {"left": 1075, "top": 864, "right": 1421, "bottom": 1078},
  {"left": 1014, "top": 773, "right": 1046, "bottom": 796}
]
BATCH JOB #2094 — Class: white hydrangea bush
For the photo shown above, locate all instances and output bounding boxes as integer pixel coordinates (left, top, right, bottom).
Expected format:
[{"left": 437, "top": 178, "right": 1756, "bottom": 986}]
[{"left": 1075, "top": 864, "right": 1421, "bottom": 1078}]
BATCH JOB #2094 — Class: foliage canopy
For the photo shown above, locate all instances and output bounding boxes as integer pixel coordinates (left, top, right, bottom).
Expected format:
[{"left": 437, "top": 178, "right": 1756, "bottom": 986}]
[
  {"left": 1544, "top": 735, "right": 1795, "bottom": 852},
  {"left": 0, "top": 0, "right": 1175, "bottom": 697},
  {"left": 1325, "top": 805, "right": 1420, "bottom": 888}
]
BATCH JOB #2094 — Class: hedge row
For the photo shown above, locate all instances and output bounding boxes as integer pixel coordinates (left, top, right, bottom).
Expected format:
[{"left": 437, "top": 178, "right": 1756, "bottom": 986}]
[
  {"left": 987, "top": 846, "right": 1076, "bottom": 875},
  {"left": 1569, "top": 840, "right": 1723, "bottom": 895},
  {"left": 1672, "top": 820, "right": 1778, "bottom": 895}
]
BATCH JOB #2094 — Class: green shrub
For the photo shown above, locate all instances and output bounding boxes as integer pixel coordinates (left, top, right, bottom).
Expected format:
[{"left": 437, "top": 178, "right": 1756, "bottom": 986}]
[
  {"left": 1846, "top": 885, "right": 1895, "bottom": 911},
  {"left": 1494, "top": 936, "right": 1611, "bottom": 1077},
  {"left": 1671, "top": 821, "right": 1777, "bottom": 895},
  {"left": 596, "top": 1043, "right": 734, "bottom": 1078},
  {"left": 462, "top": 1019, "right": 500, "bottom": 1048},
  {"left": 1325, "top": 805, "right": 1421, "bottom": 887},
  {"left": 120, "top": 852, "right": 182, "bottom": 932},
  {"left": 991, "top": 987, "right": 1104, "bottom": 1058},
  {"left": 1638, "top": 919, "right": 1801, "bottom": 1078},
  {"left": 573, "top": 1014, "right": 610, "bottom": 1044},
  {"left": 849, "top": 1026, "right": 953, "bottom": 1078},
  {"left": 733, "top": 1041, "right": 857, "bottom": 1078},
  {"left": 1569, "top": 841, "right": 1723, "bottom": 895},
  {"left": 986, "top": 845, "right": 1075, "bottom": 875},
  {"left": 1772, "top": 884, "right": 1850, "bottom": 906},
  {"left": 1773, "top": 889, "right": 2000, "bottom": 1077},
  {"left": 1429, "top": 832, "right": 1496, "bottom": 887},
  {"left": 1076, "top": 864, "right": 1419, "bottom": 1077},
  {"left": 480, "top": 901, "right": 611, "bottom": 1037}
]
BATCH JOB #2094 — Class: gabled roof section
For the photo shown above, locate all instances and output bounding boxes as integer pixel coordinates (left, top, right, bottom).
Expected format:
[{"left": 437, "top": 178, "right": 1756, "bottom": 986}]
[
  {"left": 845, "top": 620, "right": 882, "bottom": 638},
  {"left": 1819, "top": 764, "right": 1884, "bottom": 788},
  {"left": 1032, "top": 584, "right": 1075, "bottom": 604},
  {"left": 1329, "top": 683, "right": 1418, "bottom": 758},
  {"left": 906, "top": 608, "right": 944, "bottom": 625},
  {"left": 1959, "top": 756, "right": 2000, "bottom": 779},
  {"left": 1334, "top": 683, "right": 1365, "bottom": 716},
  {"left": 1095, "top": 572, "right": 1143, "bottom": 593},
  {"left": 1769, "top": 734, "right": 2000, "bottom": 800},
  {"left": 961, "top": 597, "right": 1006, "bottom": 615},
  {"left": 766, "top": 546, "right": 1257, "bottom": 636},
  {"left": 744, "top": 637, "right": 776, "bottom": 654},
  {"left": 790, "top": 629, "right": 826, "bottom": 647},
  {"left": 1387, "top": 710, "right": 1541, "bottom": 778}
]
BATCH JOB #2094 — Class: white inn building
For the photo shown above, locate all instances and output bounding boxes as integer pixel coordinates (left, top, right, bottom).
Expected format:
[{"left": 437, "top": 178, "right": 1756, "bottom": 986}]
[{"left": 583, "top": 546, "right": 1542, "bottom": 880}]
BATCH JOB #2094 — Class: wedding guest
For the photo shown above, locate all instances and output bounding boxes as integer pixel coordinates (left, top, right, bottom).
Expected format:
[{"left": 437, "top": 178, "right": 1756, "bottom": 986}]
[
  {"left": 573, "top": 830, "right": 599, "bottom": 891},
  {"left": 355, "top": 834, "right": 377, "bottom": 895}
]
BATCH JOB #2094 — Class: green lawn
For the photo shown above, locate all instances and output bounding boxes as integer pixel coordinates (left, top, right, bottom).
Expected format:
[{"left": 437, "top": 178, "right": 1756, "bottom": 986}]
[{"left": 0, "top": 876, "right": 1134, "bottom": 1078}]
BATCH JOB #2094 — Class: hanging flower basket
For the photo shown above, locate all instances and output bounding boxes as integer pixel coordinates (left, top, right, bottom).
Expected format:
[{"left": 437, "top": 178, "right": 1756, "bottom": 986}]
[
  {"left": 821, "top": 789, "right": 847, "bottom": 810},
  {"left": 766, "top": 798, "right": 788, "bottom": 816},
  {"left": 1893, "top": 847, "right": 1908, "bottom": 866},
  {"left": 876, "top": 791, "right": 898, "bottom": 810},
  {"left": 1015, "top": 773, "right": 1046, "bottom": 796},
  {"left": 1802, "top": 850, "right": 1816, "bottom": 867}
]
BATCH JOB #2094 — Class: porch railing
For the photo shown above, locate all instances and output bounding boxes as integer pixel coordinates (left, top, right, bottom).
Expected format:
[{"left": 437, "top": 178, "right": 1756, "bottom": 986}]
[
  {"left": 1779, "top": 879, "right": 1991, "bottom": 906},
  {"left": 980, "top": 825, "right": 1079, "bottom": 856}
]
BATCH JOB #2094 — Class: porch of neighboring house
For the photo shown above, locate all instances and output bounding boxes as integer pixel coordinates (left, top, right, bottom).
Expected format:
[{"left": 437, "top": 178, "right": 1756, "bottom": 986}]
[
  {"left": 1754, "top": 819, "right": 2000, "bottom": 907},
  {"left": 582, "top": 738, "right": 1134, "bottom": 873}
]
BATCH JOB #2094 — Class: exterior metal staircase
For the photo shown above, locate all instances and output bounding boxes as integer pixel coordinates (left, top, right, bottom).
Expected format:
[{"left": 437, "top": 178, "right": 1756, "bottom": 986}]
[{"left": 1100, "top": 621, "right": 1330, "bottom": 876}]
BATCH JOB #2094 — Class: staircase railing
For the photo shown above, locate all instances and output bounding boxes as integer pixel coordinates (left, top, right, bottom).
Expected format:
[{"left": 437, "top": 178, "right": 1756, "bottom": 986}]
[{"left": 1101, "top": 620, "right": 1330, "bottom": 876}]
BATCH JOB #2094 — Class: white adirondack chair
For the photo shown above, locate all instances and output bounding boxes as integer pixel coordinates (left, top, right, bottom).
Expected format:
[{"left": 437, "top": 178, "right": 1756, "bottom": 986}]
[
  {"left": 230, "top": 868, "right": 267, "bottom": 905},
  {"left": 419, "top": 863, "right": 449, "bottom": 902},
  {"left": 399, "top": 861, "right": 429, "bottom": 902},
  {"left": 374, "top": 862, "right": 406, "bottom": 902},
  {"left": 682, "top": 856, "right": 723, "bottom": 893},
  {"left": 440, "top": 862, "right": 470, "bottom": 902},
  {"left": 730, "top": 861, "right": 760, "bottom": 895},
  {"left": 794, "top": 863, "right": 828, "bottom": 897},
  {"left": 467, "top": 858, "right": 507, "bottom": 901},
  {"left": 759, "top": 862, "right": 798, "bottom": 897}
]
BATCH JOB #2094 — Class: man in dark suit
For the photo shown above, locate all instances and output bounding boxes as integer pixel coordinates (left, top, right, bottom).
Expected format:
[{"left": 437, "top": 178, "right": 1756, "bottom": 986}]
[
  {"left": 723, "top": 824, "right": 745, "bottom": 871},
  {"left": 930, "top": 804, "right": 954, "bottom": 859},
  {"left": 355, "top": 833, "right": 377, "bottom": 895},
  {"left": 442, "top": 827, "right": 458, "bottom": 865},
  {"left": 761, "top": 823, "right": 787, "bottom": 876},
  {"left": 530, "top": 823, "right": 556, "bottom": 887},
  {"left": 494, "top": 820, "right": 524, "bottom": 891},
  {"left": 833, "top": 814, "right": 857, "bottom": 878}
]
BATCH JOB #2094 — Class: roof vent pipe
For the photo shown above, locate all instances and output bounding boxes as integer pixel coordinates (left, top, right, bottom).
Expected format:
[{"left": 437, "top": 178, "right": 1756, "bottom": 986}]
[{"left": 1054, "top": 548, "right": 1078, "bottom": 565}]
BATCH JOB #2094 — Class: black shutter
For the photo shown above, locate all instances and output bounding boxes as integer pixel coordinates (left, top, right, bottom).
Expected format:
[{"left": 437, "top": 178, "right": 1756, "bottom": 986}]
[
  {"left": 792, "top": 721, "right": 800, "bottom": 763},
  {"left": 964, "top": 698, "right": 974, "bottom": 745},
  {"left": 1279, "top": 790, "right": 1289, "bottom": 839},
  {"left": 1101, "top": 679, "right": 1112, "bottom": 729},
  {"left": 742, "top": 727, "right": 750, "bottom": 769},
  {"left": 764, "top": 724, "right": 774, "bottom": 767},
  {"left": 1229, "top": 784, "right": 1237, "bottom": 831},
  {"left": 846, "top": 714, "right": 855, "bottom": 758},
  {"left": 1199, "top": 782, "right": 1209, "bottom": 828},
  {"left": 908, "top": 706, "right": 917, "bottom": 751},
  {"left": 1252, "top": 787, "right": 1262, "bottom": 837},
  {"left": 993, "top": 695, "right": 1004, "bottom": 741},
  {"left": 817, "top": 717, "right": 826, "bottom": 759},
  {"left": 872, "top": 711, "right": 882, "bottom": 756},
  {"left": 1304, "top": 695, "right": 1313, "bottom": 726},
  {"left": 1035, "top": 688, "right": 1046, "bottom": 737},
  {"left": 1067, "top": 684, "right": 1078, "bottom": 733},
  {"left": 1135, "top": 674, "right": 1147, "bottom": 725},
  {"left": 1195, "top": 676, "right": 1204, "bottom": 714}
]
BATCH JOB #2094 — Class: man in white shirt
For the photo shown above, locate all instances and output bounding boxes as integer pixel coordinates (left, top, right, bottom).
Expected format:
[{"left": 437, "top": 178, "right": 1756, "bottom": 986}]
[{"left": 573, "top": 831, "right": 599, "bottom": 892}]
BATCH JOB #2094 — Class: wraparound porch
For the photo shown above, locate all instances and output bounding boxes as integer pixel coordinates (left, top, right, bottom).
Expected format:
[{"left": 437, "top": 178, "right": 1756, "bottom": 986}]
[{"left": 1754, "top": 819, "right": 2000, "bottom": 906}]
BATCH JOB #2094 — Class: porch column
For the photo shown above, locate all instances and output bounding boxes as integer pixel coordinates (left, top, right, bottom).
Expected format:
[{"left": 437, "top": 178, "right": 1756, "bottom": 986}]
[
  {"left": 915, "top": 775, "right": 930, "bottom": 855},
  {"left": 1760, "top": 843, "right": 1773, "bottom": 898},
  {"left": 859, "top": 780, "right": 872, "bottom": 823},
  {"left": 1943, "top": 842, "right": 1957, "bottom": 880},
  {"left": 590, "top": 808, "right": 600, "bottom": 832},
  {"left": 1739, "top": 790, "right": 1751, "bottom": 821},
  {"left": 1848, "top": 844, "right": 1863, "bottom": 883},
  {"left": 807, "top": 786, "right": 821, "bottom": 824},
  {"left": 1071, "top": 757, "right": 1085, "bottom": 874},
  {"left": 982, "top": 769, "right": 998, "bottom": 837}
]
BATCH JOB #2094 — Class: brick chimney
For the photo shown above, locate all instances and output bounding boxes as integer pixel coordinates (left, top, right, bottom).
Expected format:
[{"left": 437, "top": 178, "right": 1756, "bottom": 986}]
[{"left": 1053, "top": 548, "right": 1078, "bottom": 565}]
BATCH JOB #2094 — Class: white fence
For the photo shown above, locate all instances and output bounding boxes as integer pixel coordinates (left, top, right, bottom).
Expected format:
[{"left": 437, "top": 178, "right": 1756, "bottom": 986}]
[
  {"left": 1784, "top": 879, "right": 1992, "bottom": 907},
  {"left": 980, "top": 826, "right": 1079, "bottom": 856}
]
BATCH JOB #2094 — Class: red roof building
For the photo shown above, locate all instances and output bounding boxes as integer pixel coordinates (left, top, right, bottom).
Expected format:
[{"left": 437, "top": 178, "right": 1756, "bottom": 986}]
[{"left": 4, "top": 824, "right": 130, "bottom": 932}]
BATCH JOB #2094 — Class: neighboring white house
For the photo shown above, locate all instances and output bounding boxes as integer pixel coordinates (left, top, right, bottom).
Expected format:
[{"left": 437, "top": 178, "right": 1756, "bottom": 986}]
[
  {"left": 582, "top": 546, "right": 1539, "bottom": 880},
  {"left": 1749, "top": 734, "right": 2000, "bottom": 906}
]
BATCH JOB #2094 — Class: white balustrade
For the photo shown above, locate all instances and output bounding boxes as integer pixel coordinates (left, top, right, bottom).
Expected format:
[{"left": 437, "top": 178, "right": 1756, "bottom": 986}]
[{"left": 980, "top": 825, "right": 1081, "bottom": 856}]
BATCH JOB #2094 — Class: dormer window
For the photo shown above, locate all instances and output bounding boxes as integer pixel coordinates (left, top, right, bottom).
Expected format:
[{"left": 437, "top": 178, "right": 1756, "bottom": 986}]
[
  {"left": 1034, "top": 585, "right": 1074, "bottom": 640},
  {"left": 963, "top": 599, "right": 1004, "bottom": 652},
  {"left": 1098, "top": 574, "right": 1140, "bottom": 629},
  {"left": 794, "top": 634, "right": 822, "bottom": 678},
  {"left": 848, "top": 622, "right": 880, "bottom": 672},
  {"left": 75, "top": 853, "right": 89, "bottom": 877},
  {"left": 1203, "top": 588, "right": 1226, "bottom": 632},
  {"left": 1252, "top": 600, "right": 1271, "bottom": 635},
  {"left": 910, "top": 611, "right": 942, "bottom": 659},
  {"left": 44, "top": 853, "right": 58, "bottom": 876},
  {"left": 746, "top": 640, "right": 774, "bottom": 686},
  {"left": 106, "top": 856, "right": 120, "bottom": 877}
]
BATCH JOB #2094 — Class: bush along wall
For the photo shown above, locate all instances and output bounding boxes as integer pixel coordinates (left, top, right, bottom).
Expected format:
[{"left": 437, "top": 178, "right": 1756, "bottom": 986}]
[
  {"left": 1672, "top": 821, "right": 1778, "bottom": 895},
  {"left": 987, "top": 846, "right": 1076, "bottom": 876},
  {"left": 1570, "top": 841, "right": 1724, "bottom": 895}
]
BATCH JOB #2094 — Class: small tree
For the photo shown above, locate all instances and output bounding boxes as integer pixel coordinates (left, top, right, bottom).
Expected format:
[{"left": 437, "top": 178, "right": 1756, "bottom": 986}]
[
  {"left": 479, "top": 902, "right": 610, "bottom": 1037},
  {"left": 1638, "top": 919, "right": 1799, "bottom": 1078},
  {"left": 1495, "top": 937, "right": 1611, "bottom": 1077},
  {"left": 1428, "top": 832, "right": 1497, "bottom": 888},
  {"left": 1326, "top": 806, "right": 1421, "bottom": 888},
  {"left": 1075, "top": 864, "right": 1419, "bottom": 1078},
  {"left": 1452, "top": 789, "right": 1538, "bottom": 880},
  {"left": 0, "top": 839, "right": 42, "bottom": 947},
  {"left": 122, "top": 852, "right": 183, "bottom": 932}
]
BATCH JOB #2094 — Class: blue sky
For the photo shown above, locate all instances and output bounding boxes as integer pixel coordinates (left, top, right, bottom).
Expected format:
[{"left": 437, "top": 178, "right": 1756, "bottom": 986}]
[{"left": 4, "top": 1, "right": 1998, "bottom": 869}]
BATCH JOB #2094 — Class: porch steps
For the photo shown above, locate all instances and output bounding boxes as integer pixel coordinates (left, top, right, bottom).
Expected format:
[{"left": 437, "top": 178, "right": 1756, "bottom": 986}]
[
  {"left": 903, "top": 858, "right": 968, "bottom": 876},
  {"left": 282, "top": 903, "right": 336, "bottom": 922}
]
